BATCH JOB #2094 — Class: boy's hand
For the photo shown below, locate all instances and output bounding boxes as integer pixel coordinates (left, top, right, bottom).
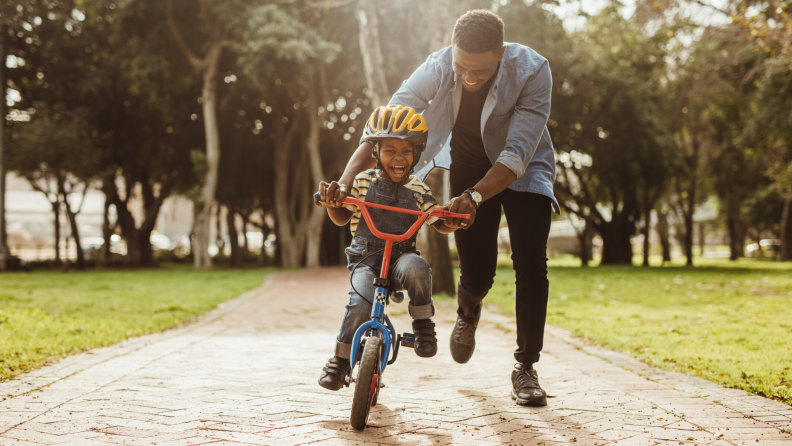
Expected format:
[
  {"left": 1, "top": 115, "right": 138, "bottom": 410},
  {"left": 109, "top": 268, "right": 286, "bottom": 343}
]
[
  {"left": 318, "top": 181, "right": 348, "bottom": 208},
  {"left": 441, "top": 196, "right": 477, "bottom": 230}
]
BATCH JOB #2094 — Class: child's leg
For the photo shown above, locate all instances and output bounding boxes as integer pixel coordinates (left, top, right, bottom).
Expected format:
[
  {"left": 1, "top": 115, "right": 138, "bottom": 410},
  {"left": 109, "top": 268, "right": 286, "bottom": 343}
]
[
  {"left": 319, "top": 267, "right": 377, "bottom": 391},
  {"left": 391, "top": 253, "right": 437, "bottom": 357},
  {"left": 335, "top": 267, "right": 377, "bottom": 359},
  {"left": 391, "top": 253, "right": 434, "bottom": 318}
]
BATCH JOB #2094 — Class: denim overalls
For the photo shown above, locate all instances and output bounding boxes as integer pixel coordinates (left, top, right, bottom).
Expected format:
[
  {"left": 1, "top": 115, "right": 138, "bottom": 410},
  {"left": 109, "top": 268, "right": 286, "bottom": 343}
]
[{"left": 334, "top": 172, "right": 436, "bottom": 359}]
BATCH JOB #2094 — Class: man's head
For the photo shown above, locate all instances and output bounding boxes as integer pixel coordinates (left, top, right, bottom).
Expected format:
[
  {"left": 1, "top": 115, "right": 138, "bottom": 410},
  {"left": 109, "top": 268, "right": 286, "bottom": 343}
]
[{"left": 452, "top": 9, "right": 506, "bottom": 92}]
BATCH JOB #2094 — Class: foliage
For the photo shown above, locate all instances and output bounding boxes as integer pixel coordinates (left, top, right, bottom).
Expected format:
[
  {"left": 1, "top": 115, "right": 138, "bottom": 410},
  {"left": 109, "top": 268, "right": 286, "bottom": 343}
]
[{"left": 0, "top": 266, "right": 273, "bottom": 381}]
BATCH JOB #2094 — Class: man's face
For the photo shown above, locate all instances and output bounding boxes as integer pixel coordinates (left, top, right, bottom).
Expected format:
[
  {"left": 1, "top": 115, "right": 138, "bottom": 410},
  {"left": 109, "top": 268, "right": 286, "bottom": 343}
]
[
  {"left": 375, "top": 138, "right": 415, "bottom": 183},
  {"left": 452, "top": 44, "right": 505, "bottom": 92}
]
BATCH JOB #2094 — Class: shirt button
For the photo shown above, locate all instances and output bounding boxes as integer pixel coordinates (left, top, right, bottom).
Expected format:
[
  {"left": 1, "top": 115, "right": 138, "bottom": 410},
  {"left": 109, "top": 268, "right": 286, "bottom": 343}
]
[
  {"left": 424, "top": 160, "right": 428, "bottom": 164},
  {"left": 439, "top": 143, "right": 444, "bottom": 147},
  {"left": 411, "top": 242, "right": 415, "bottom": 246}
]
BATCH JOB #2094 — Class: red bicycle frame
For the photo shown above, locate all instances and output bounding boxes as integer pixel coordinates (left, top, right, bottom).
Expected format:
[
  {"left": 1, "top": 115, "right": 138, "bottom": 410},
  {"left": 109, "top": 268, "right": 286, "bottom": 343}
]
[{"left": 315, "top": 194, "right": 470, "bottom": 277}]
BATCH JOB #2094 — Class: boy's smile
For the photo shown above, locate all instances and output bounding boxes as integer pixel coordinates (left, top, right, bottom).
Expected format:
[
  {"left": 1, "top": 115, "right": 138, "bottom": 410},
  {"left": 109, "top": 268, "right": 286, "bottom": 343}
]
[{"left": 377, "top": 138, "right": 415, "bottom": 183}]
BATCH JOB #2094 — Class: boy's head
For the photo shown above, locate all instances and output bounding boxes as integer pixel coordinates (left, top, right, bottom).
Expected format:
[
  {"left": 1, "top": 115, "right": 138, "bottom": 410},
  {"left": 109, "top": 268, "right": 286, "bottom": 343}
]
[{"left": 363, "top": 105, "right": 429, "bottom": 183}]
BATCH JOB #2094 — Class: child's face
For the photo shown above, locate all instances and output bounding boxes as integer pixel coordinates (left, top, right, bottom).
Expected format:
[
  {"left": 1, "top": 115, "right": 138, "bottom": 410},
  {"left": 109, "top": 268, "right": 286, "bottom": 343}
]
[{"left": 376, "top": 138, "right": 415, "bottom": 183}]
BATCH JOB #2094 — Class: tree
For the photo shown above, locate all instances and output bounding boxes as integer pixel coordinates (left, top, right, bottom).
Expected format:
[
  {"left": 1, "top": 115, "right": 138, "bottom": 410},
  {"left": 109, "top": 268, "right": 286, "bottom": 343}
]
[
  {"left": 551, "top": 5, "right": 676, "bottom": 264},
  {"left": 8, "top": 104, "right": 100, "bottom": 270}
]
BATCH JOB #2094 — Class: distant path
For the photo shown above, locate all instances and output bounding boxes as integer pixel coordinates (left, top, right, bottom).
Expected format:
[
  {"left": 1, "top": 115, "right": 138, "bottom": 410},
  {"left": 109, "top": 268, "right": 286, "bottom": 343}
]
[{"left": 1, "top": 268, "right": 791, "bottom": 445}]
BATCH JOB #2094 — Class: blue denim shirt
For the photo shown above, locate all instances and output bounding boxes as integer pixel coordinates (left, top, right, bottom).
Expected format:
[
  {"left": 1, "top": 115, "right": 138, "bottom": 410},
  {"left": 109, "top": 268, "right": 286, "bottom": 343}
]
[{"left": 384, "top": 43, "right": 559, "bottom": 213}]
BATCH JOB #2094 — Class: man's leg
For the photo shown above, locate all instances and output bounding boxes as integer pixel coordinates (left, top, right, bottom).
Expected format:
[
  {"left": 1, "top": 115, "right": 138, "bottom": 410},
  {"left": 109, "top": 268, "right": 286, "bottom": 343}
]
[
  {"left": 501, "top": 190, "right": 552, "bottom": 406},
  {"left": 449, "top": 191, "right": 502, "bottom": 363},
  {"left": 391, "top": 253, "right": 436, "bottom": 357}
]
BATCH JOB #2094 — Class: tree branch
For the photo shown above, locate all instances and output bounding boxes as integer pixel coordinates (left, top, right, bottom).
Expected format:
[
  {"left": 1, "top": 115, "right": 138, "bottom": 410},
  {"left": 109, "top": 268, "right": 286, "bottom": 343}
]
[{"left": 166, "top": 0, "right": 205, "bottom": 69}]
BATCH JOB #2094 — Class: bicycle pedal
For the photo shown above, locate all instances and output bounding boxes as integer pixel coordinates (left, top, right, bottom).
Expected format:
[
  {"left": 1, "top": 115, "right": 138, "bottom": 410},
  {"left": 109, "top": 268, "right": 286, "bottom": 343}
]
[{"left": 400, "top": 332, "right": 415, "bottom": 348}]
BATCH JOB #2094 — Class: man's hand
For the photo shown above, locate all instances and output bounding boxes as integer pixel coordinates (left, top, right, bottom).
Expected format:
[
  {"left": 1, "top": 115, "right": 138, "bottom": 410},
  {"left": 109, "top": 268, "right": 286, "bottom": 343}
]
[
  {"left": 317, "top": 181, "right": 349, "bottom": 208},
  {"left": 441, "top": 194, "right": 477, "bottom": 230}
]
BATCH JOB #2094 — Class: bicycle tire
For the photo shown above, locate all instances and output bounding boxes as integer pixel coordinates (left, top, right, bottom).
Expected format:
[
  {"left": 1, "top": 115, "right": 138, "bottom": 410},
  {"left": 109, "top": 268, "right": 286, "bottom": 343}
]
[{"left": 350, "top": 336, "right": 382, "bottom": 430}]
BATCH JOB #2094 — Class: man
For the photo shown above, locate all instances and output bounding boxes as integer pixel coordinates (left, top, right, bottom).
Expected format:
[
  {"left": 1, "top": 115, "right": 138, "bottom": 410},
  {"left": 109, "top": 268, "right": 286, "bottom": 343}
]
[{"left": 325, "top": 9, "right": 558, "bottom": 406}]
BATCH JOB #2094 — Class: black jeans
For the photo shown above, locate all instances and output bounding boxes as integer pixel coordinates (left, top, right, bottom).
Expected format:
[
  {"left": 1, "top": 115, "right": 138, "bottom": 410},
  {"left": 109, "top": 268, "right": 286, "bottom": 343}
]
[{"left": 451, "top": 173, "right": 552, "bottom": 366}]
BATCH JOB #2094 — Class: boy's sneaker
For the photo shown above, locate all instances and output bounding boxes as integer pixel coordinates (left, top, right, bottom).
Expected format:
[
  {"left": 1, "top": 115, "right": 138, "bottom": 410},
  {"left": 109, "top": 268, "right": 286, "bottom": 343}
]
[
  {"left": 511, "top": 363, "right": 547, "bottom": 406},
  {"left": 318, "top": 356, "right": 350, "bottom": 391},
  {"left": 412, "top": 319, "right": 437, "bottom": 358}
]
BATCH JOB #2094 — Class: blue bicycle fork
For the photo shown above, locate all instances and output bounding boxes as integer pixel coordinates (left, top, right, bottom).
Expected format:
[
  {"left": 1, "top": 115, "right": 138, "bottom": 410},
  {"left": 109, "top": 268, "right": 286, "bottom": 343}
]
[{"left": 349, "top": 286, "right": 392, "bottom": 377}]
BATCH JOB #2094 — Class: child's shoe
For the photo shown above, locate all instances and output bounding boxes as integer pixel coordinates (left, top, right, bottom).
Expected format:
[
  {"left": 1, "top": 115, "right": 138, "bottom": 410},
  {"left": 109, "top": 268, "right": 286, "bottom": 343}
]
[
  {"left": 318, "top": 356, "right": 350, "bottom": 391},
  {"left": 412, "top": 319, "right": 438, "bottom": 358}
]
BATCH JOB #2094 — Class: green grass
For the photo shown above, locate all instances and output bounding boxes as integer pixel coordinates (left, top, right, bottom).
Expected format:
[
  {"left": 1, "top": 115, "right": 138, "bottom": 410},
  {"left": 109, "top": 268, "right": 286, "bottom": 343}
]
[
  {"left": 480, "top": 258, "right": 792, "bottom": 405},
  {"left": 0, "top": 266, "right": 273, "bottom": 381}
]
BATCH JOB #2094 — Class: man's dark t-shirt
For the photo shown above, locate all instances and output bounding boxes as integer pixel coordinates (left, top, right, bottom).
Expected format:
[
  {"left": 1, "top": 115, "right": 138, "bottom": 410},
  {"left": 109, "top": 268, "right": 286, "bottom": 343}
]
[{"left": 450, "top": 72, "right": 497, "bottom": 188}]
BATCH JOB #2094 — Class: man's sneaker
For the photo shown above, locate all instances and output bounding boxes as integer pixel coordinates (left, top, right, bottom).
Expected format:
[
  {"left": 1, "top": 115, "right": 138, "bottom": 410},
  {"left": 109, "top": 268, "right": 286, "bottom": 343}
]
[
  {"left": 412, "top": 319, "right": 437, "bottom": 358},
  {"left": 318, "top": 356, "right": 350, "bottom": 391},
  {"left": 511, "top": 363, "right": 547, "bottom": 406},
  {"left": 449, "top": 317, "right": 477, "bottom": 363}
]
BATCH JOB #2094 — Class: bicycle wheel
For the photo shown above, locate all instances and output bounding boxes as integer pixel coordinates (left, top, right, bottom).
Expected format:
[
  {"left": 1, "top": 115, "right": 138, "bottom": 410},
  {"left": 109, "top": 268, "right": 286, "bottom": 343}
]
[{"left": 350, "top": 335, "right": 382, "bottom": 430}]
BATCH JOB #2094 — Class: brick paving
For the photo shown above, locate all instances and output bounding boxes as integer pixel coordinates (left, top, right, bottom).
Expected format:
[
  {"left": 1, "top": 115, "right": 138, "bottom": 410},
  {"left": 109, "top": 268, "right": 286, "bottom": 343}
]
[{"left": 1, "top": 268, "right": 791, "bottom": 446}]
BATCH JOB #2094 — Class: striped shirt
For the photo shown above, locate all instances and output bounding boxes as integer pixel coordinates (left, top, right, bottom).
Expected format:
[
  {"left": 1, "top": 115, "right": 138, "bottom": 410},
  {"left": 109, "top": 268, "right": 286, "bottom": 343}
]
[{"left": 345, "top": 170, "right": 439, "bottom": 236}]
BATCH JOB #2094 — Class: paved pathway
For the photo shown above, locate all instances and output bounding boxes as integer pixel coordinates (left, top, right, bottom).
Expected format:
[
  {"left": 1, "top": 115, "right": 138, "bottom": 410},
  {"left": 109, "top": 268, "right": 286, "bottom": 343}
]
[{"left": 2, "top": 268, "right": 791, "bottom": 446}]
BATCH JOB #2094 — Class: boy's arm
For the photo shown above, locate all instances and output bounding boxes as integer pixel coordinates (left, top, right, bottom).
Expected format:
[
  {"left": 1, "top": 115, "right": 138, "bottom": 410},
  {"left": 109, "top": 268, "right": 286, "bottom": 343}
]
[{"left": 326, "top": 207, "right": 353, "bottom": 226}]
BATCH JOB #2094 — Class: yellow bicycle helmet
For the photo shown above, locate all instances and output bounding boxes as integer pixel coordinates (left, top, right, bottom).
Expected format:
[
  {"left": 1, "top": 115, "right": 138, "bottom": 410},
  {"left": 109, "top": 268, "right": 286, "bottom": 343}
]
[{"left": 363, "top": 105, "right": 429, "bottom": 177}]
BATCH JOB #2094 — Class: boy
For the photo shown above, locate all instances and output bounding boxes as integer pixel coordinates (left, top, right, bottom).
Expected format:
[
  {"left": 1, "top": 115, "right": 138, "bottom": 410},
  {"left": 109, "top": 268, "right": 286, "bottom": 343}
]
[{"left": 316, "top": 105, "right": 458, "bottom": 391}]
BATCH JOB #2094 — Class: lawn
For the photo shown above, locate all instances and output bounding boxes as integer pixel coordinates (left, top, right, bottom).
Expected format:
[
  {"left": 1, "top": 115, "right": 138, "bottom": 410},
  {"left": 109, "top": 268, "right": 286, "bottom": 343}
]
[
  {"left": 480, "top": 258, "right": 792, "bottom": 405},
  {"left": 0, "top": 266, "right": 273, "bottom": 381}
]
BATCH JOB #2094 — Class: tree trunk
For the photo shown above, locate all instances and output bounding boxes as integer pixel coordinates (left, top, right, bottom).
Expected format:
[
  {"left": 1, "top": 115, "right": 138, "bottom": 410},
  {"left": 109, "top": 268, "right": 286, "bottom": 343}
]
[
  {"left": 598, "top": 221, "right": 634, "bottom": 265},
  {"left": 59, "top": 179, "right": 86, "bottom": 270},
  {"left": 0, "top": 25, "right": 9, "bottom": 258},
  {"left": 698, "top": 222, "right": 706, "bottom": 258},
  {"left": 657, "top": 207, "right": 671, "bottom": 263},
  {"left": 226, "top": 205, "right": 241, "bottom": 267},
  {"left": 781, "top": 177, "right": 792, "bottom": 261},
  {"left": 683, "top": 194, "right": 695, "bottom": 267},
  {"left": 304, "top": 74, "right": 328, "bottom": 268},
  {"left": 101, "top": 198, "right": 113, "bottom": 262},
  {"left": 258, "top": 223, "right": 271, "bottom": 265},
  {"left": 355, "top": 0, "right": 390, "bottom": 108},
  {"left": 103, "top": 174, "right": 169, "bottom": 268},
  {"left": 724, "top": 180, "right": 744, "bottom": 261},
  {"left": 418, "top": 169, "right": 455, "bottom": 295},
  {"left": 273, "top": 118, "right": 308, "bottom": 268},
  {"left": 52, "top": 199, "right": 62, "bottom": 264},
  {"left": 577, "top": 221, "right": 593, "bottom": 267},
  {"left": 215, "top": 203, "right": 224, "bottom": 257},
  {"left": 193, "top": 41, "right": 223, "bottom": 270},
  {"left": 240, "top": 212, "right": 249, "bottom": 255},
  {"left": 642, "top": 193, "right": 651, "bottom": 267}
]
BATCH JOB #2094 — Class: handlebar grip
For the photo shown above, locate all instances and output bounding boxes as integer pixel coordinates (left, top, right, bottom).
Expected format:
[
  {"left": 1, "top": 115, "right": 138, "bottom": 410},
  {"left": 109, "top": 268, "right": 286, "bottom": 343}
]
[{"left": 314, "top": 192, "right": 325, "bottom": 205}]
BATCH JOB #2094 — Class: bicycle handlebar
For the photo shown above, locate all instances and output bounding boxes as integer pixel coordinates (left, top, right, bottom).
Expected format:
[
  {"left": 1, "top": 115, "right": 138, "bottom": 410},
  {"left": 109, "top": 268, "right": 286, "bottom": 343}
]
[{"left": 313, "top": 192, "right": 470, "bottom": 243}]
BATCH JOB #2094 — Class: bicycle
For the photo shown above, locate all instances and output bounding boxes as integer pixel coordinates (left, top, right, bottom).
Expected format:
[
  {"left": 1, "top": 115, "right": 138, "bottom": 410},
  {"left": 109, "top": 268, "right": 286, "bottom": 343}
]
[{"left": 314, "top": 192, "right": 469, "bottom": 430}]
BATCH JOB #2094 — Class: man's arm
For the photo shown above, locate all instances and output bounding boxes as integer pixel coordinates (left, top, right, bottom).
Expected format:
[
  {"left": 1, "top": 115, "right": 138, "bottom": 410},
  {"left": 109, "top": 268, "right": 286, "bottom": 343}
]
[{"left": 325, "top": 52, "right": 443, "bottom": 206}]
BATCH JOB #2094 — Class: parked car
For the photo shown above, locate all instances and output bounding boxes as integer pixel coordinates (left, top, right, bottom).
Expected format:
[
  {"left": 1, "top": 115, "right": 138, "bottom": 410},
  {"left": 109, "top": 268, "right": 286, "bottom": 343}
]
[{"left": 745, "top": 239, "right": 782, "bottom": 257}]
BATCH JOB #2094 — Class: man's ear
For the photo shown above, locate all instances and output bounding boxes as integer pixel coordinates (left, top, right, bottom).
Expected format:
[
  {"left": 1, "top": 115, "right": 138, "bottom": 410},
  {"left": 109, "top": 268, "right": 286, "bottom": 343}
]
[{"left": 497, "top": 45, "right": 506, "bottom": 61}]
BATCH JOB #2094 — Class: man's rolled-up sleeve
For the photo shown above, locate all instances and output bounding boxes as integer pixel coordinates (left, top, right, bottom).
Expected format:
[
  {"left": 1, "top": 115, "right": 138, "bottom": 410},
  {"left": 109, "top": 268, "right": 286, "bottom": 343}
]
[{"left": 496, "top": 59, "right": 552, "bottom": 179}]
